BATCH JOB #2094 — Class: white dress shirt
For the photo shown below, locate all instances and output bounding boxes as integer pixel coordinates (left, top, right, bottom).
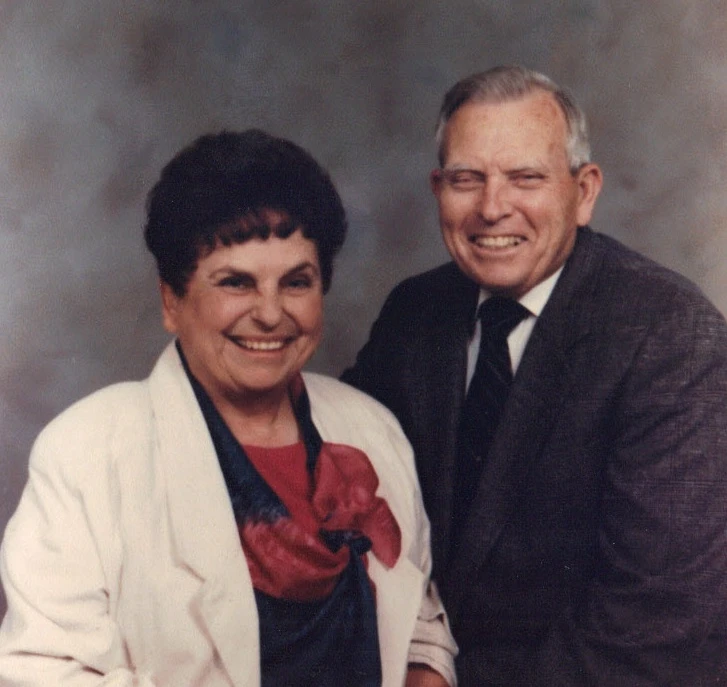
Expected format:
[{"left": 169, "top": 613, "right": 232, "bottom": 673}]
[{"left": 466, "top": 267, "right": 563, "bottom": 388}]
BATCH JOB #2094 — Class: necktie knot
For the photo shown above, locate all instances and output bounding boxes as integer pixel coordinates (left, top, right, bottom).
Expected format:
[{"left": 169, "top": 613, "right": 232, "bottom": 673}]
[{"left": 477, "top": 296, "right": 530, "bottom": 340}]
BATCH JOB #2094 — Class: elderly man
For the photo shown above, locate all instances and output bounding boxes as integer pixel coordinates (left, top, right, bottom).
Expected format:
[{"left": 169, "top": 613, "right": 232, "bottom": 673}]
[{"left": 343, "top": 65, "right": 727, "bottom": 686}]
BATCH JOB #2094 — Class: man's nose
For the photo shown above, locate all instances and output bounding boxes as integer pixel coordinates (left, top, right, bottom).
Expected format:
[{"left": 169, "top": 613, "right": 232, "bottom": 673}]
[{"left": 478, "top": 180, "right": 511, "bottom": 223}]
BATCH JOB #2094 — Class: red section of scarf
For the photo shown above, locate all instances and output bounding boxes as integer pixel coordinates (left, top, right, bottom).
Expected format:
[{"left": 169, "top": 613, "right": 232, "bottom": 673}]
[{"left": 241, "top": 441, "right": 402, "bottom": 602}]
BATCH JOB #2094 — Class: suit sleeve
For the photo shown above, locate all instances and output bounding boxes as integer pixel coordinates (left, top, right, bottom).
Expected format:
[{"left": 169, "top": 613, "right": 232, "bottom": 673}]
[
  {"left": 531, "top": 294, "right": 727, "bottom": 685},
  {"left": 0, "top": 431, "right": 156, "bottom": 686}
]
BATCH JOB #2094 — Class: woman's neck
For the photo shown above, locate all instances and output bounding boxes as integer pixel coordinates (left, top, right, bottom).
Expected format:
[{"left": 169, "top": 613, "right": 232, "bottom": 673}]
[{"left": 214, "top": 389, "right": 301, "bottom": 448}]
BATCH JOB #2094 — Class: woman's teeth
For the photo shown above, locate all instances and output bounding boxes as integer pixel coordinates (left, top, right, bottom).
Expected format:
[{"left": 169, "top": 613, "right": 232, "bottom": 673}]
[{"left": 238, "top": 339, "right": 286, "bottom": 351}]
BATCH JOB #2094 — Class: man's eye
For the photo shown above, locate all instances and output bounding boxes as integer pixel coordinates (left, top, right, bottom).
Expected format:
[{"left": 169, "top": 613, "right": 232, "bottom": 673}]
[
  {"left": 512, "top": 172, "right": 544, "bottom": 186},
  {"left": 448, "top": 172, "right": 484, "bottom": 190}
]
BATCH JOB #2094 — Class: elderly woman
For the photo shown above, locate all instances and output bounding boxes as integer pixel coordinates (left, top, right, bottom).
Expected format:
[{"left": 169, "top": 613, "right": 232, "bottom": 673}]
[{"left": 0, "top": 131, "right": 457, "bottom": 686}]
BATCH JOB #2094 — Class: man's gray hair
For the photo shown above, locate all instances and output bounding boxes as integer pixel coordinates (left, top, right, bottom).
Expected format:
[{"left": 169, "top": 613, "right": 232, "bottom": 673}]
[{"left": 435, "top": 65, "right": 591, "bottom": 173}]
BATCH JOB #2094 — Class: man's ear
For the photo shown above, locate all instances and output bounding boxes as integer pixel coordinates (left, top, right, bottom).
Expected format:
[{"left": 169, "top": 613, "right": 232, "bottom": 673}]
[
  {"left": 430, "top": 168, "right": 444, "bottom": 197},
  {"left": 159, "top": 281, "right": 181, "bottom": 334},
  {"left": 575, "top": 163, "right": 603, "bottom": 227}
]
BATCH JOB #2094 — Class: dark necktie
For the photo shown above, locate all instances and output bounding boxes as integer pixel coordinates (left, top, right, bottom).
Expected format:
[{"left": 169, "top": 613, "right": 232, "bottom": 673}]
[{"left": 451, "top": 296, "right": 530, "bottom": 554}]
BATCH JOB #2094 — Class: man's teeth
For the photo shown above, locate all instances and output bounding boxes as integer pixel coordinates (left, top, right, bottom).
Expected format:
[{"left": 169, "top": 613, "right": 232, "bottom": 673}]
[
  {"left": 238, "top": 339, "right": 286, "bottom": 351},
  {"left": 473, "top": 235, "right": 523, "bottom": 248}
]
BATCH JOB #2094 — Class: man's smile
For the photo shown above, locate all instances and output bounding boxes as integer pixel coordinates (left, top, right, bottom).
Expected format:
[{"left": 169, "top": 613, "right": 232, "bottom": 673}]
[{"left": 469, "top": 234, "right": 525, "bottom": 249}]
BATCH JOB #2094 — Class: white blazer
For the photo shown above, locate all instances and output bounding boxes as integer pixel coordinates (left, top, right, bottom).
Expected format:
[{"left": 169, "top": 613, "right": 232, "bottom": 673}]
[{"left": 0, "top": 343, "right": 457, "bottom": 686}]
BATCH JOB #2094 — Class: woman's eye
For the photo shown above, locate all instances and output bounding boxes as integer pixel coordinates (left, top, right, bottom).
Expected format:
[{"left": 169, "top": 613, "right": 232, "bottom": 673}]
[
  {"left": 286, "top": 276, "right": 312, "bottom": 289},
  {"left": 218, "top": 275, "right": 253, "bottom": 289}
]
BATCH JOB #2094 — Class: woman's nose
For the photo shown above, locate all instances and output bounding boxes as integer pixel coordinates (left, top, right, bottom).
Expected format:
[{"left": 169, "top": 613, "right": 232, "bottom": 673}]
[{"left": 252, "top": 291, "right": 283, "bottom": 327}]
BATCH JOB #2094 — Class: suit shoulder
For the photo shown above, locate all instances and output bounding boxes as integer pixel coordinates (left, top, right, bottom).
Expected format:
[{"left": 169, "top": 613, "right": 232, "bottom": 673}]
[
  {"left": 388, "top": 262, "right": 469, "bottom": 301},
  {"left": 379, "top": 261, "right": 476, "bottom": 325},
  {"left": 584, "top": 230, "right": 725, "bottom": 320},
  {"left": 592, "top": 231, "right": 692, "bottom": 290}
]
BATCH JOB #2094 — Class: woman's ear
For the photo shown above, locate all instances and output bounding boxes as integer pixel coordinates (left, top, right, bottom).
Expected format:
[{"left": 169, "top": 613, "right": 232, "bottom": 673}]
[{"left": 159, "top": 281, "right": 181, "bottom": 334}]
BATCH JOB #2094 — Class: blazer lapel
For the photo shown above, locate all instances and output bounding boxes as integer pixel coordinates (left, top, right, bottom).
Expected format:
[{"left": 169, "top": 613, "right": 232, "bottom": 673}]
[
  {"left": 443, "top": 229, "right": 602, "bottom": 617},
  {"left": 149, "top": 344, "right": 260, "bottom": 687},
  {"left": 307, "top": 377, "right": 428, "bottom": 687}
]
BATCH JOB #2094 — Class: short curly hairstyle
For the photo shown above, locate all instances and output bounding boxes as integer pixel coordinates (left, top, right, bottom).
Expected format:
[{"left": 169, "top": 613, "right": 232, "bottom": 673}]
[{"left": 144, "top": 130, "right": 347, "bottom": 296}]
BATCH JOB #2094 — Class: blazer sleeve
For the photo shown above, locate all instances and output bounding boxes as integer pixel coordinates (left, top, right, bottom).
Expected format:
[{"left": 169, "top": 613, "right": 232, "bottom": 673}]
[
  {"left": 0, "top": 427, "right": 155, "bottom": 686},
  {"left": 314, "top": 375, "right": 459, "bottom": 686},
  {"left": 530, "top": 292, "right": 727, "bottom": 685},
  {"left": 378, "top": 404, "right": 459, "bottom": 687},
  {"left": 402, "top": 434, "right": 458, "bottom": 685}
]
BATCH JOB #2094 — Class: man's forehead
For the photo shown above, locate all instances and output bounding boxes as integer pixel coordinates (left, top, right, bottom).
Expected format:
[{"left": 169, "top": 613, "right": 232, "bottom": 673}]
[
  {"left": 466, "top": 90, "right": 566, "bottom": 126},
  {"left": 442, "top": 93, "right": 569, "bottom": 161}
]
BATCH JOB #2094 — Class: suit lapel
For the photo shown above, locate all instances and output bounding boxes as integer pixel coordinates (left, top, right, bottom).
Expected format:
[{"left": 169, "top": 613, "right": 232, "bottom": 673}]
[
  {"left": 149, "top": 344, "right": 260, "bottom": 687},
  {"left": 415, "top": 266, "right": 479, "bottom": 574},
  {"left": 442, "top": 229, "right": 602, "bottom": 617}
]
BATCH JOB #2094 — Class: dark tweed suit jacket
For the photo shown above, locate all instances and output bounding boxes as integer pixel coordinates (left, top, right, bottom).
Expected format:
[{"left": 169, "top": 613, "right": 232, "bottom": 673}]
[{"left": 343, "top": 227, "right": 727, "bottom": 686}]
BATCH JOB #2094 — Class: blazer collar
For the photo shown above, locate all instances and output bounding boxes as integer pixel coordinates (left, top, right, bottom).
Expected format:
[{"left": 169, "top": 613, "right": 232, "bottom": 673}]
[
  {"left": 147, "top": 346, "right": 426, "bottom": 686},
  {"left": 305, "top": 373, "right": 427, "bottom": 687},
  {"left": 148, "top": 343, "right": 260, "bottom": 687}
]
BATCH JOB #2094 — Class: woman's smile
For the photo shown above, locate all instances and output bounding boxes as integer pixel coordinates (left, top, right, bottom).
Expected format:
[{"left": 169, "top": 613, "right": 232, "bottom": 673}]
[
  {"left": 227, "top": 335, "right": 295, "bottom": 352},
  {"left": 161, "top": 222, "right": 324, "bottom": 412}
]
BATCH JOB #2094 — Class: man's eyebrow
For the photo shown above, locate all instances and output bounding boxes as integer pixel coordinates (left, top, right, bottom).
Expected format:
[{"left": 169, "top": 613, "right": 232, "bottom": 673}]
[
  {"left": 441, "top": 167, "right": 486, "bottom": 176},
  {"left": 506, "top": 166, "right": 547, "bottom": 174},
  {"left": 442, "top": 165, "right": 483, "bottom": 172}
]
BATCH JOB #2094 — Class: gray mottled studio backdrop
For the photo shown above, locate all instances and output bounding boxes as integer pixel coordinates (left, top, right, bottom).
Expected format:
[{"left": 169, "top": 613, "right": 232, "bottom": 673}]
[{"left": 2, "top": 0, "right": 727, "bottom": 615}]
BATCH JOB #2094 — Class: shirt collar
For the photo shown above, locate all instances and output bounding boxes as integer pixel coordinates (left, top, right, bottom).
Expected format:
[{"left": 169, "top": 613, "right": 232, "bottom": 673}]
[{"left": 477, "top": 266, "right": 564, "bottom": 318}]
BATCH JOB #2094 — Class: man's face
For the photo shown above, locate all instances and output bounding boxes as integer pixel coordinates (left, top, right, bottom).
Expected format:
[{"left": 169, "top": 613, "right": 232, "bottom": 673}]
[{"left": 431, "top": 91, "right": 602, "bottom": 299}]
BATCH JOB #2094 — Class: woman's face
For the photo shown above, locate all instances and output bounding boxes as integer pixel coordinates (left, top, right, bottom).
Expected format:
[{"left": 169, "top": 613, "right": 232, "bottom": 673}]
[{"left": 161, "top": 217, "right": 324, "bottom": 412}]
